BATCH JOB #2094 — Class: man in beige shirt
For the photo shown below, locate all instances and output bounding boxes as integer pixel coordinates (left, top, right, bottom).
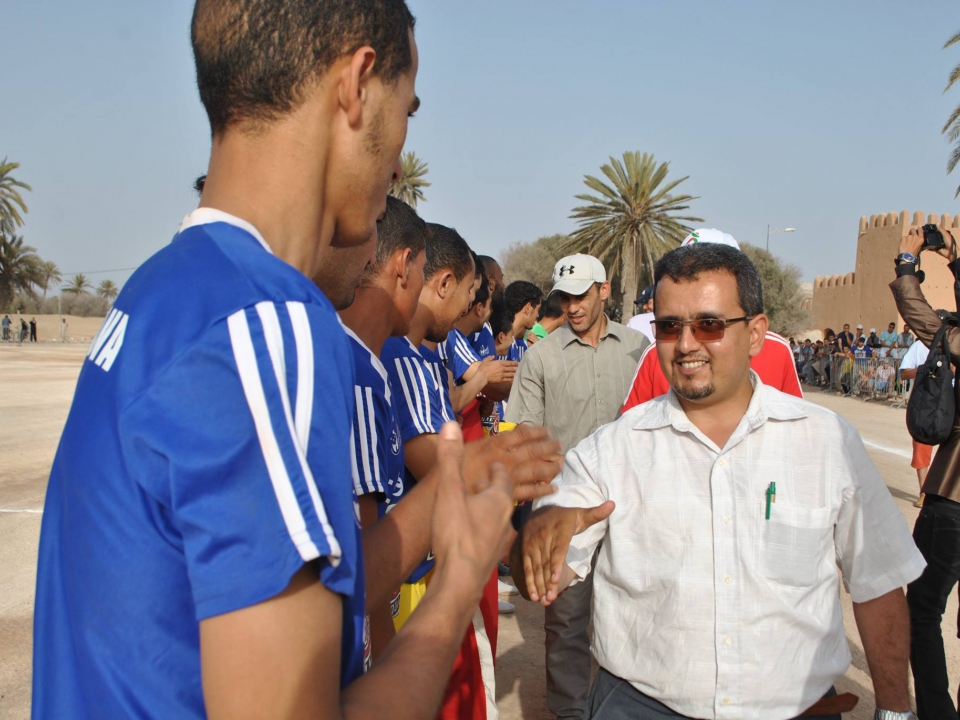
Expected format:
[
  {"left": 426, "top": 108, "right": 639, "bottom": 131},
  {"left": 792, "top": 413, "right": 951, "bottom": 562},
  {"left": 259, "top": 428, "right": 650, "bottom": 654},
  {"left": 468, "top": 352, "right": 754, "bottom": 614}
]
[{"left": 506, "top": 253, "right": 648, "bottom": 718}]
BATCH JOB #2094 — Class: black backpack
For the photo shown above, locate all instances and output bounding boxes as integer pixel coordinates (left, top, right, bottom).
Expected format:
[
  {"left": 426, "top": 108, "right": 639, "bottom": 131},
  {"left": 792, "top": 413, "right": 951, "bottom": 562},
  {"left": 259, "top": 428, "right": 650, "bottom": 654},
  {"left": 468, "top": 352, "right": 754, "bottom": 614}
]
[{"left": 907, "top": 320, "right": 957, "bottom": 445}]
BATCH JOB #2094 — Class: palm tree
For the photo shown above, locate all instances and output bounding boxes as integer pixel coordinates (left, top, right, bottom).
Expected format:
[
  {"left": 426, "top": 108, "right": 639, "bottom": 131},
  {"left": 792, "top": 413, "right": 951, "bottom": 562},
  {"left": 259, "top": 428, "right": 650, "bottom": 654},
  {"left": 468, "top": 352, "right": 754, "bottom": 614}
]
[
  {"left": 64, "top": 274, "right": 92, "bottom": 295},
  {"left": 564, "top": 151, "right": 701, "bottom": 317},
  {"left": 40, "top": 260, "right": 62, "bottom": 300},
  {"left": 388, "top": 151, "right": 431, "bottom": 208},
  {"left": 943, "top": 31, "right": 960, "bottom": 196},
  {"left": 0, "top": 235, "right": 43, "bottom": 309},
  {"left": 0, "top": 159, "right": 32, "bottom": 236},
  {"left": 97, "top": 279, "right": 119, "bottom": 301}
]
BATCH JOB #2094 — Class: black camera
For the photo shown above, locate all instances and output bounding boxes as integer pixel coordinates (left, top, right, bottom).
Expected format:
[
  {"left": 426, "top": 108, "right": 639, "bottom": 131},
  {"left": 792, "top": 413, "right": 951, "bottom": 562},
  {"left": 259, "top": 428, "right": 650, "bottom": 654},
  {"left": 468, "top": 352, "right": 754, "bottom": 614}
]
[{"left": 922, "top": 224, "right": 946, "bottom": 251}]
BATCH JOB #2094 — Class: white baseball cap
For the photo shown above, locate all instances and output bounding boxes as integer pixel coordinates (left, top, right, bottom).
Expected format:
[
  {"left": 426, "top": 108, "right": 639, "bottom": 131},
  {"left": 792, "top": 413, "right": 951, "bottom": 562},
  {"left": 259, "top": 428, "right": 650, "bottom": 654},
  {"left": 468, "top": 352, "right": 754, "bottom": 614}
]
[
  {"left": 552, "top": 254, "right": 606, "bottom": 296},
  {"left": 869, "top": 328, "right": 876, "bottom": 333},
  {"left": 681, "top": 228, "right": 741, "bottom": 250},
  {"left": 856, "top": 323, "right": 863, "bottom": 329}
]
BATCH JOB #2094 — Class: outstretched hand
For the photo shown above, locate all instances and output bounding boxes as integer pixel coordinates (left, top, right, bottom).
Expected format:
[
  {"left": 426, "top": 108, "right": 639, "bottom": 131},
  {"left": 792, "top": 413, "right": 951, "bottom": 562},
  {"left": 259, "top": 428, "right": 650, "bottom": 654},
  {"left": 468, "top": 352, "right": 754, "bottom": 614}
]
[
  {"left": 431, "top": 423, "right": 516, "bottom": 607},
  {"left": 519, "top": 501, "right": 614, "bottom": 605},
  {"left": 463, "top": 424, "right": 563, "bottom": 502}
]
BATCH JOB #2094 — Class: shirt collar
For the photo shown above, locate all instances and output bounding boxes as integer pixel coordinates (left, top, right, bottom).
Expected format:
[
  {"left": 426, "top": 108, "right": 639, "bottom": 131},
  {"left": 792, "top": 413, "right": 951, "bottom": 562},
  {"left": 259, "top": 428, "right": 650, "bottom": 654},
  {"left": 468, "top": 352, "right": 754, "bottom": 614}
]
[
  {"left": 179, "top": 208, "right": 274, "bottom": 255},
  {"left": 632, "top": 371, "right": 808, "bottom": 436},
  {"left": 557, "top": 315, "right": 623, "bottom": 347}
]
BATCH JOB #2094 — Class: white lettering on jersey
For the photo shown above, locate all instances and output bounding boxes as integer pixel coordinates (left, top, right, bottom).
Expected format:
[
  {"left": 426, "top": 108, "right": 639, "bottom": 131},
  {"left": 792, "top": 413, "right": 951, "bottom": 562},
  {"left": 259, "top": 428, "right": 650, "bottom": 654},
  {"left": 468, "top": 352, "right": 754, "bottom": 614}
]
[
  {"left": 87, "top": 308, "right": 122, "bottom": 361},
  {"left": 91, "top": 311, "right": 129, "bottom": 372}
]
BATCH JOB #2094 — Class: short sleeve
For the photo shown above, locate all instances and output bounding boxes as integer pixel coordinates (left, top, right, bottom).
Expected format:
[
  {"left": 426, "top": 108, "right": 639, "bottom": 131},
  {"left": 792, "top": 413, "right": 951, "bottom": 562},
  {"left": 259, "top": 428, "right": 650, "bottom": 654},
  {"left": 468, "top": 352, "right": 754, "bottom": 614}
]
[
  {"left": 121, "top": 302, "right": 358, "bottom": 621},
  {"left": 535, "top": 437, "right": 608, "bottom": 582},
  {"left": 351, "top": 383, "right": 390, "bottom": 497},
  {"left": 834, "top": 421, "right": 926, "bottom": 602},
  {"left": 386, "top": 353, "right": 443, "bottom": 440},
  {"left": 448, "top": 331, "right": 480, "bottom": 382},
  {"left": 505, "top": 349, "right": 545, "bottom": 425}
]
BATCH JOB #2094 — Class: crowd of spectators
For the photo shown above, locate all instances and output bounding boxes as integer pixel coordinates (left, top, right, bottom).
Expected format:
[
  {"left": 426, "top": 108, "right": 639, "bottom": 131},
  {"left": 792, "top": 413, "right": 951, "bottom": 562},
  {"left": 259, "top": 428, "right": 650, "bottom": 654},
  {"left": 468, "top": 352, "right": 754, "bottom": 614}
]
[{"left": 789, "top": 321, "right": 915, "bottom": 396}]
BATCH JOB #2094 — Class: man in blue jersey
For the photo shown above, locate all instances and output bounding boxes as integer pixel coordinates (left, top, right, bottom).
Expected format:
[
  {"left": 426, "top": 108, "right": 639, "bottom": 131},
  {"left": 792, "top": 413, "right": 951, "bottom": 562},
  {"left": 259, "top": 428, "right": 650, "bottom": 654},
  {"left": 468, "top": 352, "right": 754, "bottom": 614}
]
[
  {"left": 32, "top": 4, "right": 526, "bottom": 720},
  {"left": 469, "top": 255, "right": 504, "bottom": 360},
  {"left": 503, "top": 280, "right": 543, "bottom": 362}
]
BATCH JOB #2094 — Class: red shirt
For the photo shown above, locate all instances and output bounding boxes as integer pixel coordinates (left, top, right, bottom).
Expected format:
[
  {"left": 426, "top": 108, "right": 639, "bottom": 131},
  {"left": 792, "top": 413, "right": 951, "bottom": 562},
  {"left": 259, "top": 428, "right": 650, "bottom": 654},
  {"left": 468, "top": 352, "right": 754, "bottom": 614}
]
[{"left": 620, "top": 331, "right": 803, "bottom": 413}]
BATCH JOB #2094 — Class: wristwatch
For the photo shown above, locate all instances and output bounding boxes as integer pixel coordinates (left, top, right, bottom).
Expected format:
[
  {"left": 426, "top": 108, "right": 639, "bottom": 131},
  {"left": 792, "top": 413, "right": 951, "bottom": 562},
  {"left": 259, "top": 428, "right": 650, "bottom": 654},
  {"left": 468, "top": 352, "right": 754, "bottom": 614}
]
[
  {"left": 895, "top": 252, "right": 917, "bottom": 266},
  {"left": 875, "top": 710, "right": 917, "bottom": 720}
]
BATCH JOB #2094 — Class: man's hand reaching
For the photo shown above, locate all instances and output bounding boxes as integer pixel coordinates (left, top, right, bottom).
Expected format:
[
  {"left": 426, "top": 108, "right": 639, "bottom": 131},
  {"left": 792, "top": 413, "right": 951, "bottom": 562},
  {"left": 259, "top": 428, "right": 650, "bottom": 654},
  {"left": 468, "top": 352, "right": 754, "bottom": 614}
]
[{"left": 514, "top": 502, "right": 614, "bottom": 605}]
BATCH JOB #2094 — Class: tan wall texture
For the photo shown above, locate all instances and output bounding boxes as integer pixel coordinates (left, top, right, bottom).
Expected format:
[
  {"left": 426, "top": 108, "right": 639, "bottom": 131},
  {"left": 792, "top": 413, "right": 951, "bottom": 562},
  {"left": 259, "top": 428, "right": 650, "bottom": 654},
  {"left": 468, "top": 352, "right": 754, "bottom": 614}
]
[{"left": 811, "top": 211, "right": 960, "bottom": 335}]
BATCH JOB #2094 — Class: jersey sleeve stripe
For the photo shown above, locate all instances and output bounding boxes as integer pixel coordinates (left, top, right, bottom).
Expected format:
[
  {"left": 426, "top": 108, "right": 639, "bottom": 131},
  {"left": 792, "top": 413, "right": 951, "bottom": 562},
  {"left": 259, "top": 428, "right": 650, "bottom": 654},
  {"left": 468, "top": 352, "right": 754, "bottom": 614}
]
[
  {"left": 364, "top": 387, "right": 384, "bottom": 492},
  {"left": 287, "top": 302, "right": 314, "bottom": 453},
  {"left": 455, "top": 335, "right": 480, "bottom": 365},
  {"left": 411, "top": 358, "right": 442, "bottom": 433},
  {"left": 251, "top": 302, "right": 343, "bottom": 564},
  {"left": 394, "top": 357, "right": 428, "bottom": 436},
  {"left": 227, "top": 308, "right": 325, "bottom": 563},
  {"left": 353, "top": 386, "right": 376, "bottom": 495}
]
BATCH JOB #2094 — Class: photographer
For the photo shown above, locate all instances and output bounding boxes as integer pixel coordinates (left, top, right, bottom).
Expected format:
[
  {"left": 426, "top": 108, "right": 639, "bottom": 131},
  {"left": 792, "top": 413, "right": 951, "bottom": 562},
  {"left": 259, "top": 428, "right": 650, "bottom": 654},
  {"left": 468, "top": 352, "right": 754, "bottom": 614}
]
[{"left": 891, "top": 223, "right": 960, "bottom": 719}]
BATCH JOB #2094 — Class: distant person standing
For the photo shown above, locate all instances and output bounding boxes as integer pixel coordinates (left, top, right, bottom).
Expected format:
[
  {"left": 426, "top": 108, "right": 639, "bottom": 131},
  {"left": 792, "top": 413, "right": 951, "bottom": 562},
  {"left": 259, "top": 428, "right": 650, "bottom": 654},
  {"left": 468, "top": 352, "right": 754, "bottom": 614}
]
[
  {"left": 30, "top": 317, "right": 37, "bottom": 342},
  {"left": 19, "top": 318, "right": 28, "bottom": 343},
  {"left": 2, "top": 314, "right": 9, "bottom": 341},
  {"left": 626, "top": 285, "right": 656, "bottom": 343},
  {"left": 59, "top": 317, "right": 68, "bottom": 343},
  {"left": 506, "top": 253, "right": 648, "bottom": 719}
]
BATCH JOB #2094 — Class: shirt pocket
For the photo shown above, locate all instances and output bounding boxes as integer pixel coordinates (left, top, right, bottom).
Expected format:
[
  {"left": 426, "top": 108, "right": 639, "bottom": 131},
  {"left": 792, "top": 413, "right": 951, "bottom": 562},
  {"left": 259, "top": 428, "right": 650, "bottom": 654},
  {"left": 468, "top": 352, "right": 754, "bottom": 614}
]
[{"left": 759, "top": 504, "right": 834, "bottom": 588}]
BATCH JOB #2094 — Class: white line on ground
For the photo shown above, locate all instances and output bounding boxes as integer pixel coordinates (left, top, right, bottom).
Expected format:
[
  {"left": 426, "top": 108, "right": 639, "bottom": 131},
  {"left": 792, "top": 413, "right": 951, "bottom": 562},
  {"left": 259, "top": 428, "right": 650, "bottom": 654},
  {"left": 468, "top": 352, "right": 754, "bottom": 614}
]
[
  {"left": 0, "top": 508, "right": 43, "bottom": 514},
  {"left": 861, "top": 438, "right": 913, "bottom": 460}
]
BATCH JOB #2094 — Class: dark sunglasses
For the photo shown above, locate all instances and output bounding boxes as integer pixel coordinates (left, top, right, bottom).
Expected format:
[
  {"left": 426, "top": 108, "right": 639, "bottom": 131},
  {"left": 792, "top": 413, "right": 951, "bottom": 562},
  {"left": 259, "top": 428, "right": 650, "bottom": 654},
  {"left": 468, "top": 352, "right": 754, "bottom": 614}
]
[{"left": 653, "top": 316, "right": 753, "bottom": 342}]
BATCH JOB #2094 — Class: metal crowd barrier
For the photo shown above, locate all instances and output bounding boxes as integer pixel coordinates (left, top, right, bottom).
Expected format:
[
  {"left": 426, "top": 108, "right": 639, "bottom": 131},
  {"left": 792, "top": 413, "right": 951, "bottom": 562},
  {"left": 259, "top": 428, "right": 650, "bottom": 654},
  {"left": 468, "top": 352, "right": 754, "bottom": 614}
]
[{"left": 797, "top": 353, "right": 911, "bottom": 404}]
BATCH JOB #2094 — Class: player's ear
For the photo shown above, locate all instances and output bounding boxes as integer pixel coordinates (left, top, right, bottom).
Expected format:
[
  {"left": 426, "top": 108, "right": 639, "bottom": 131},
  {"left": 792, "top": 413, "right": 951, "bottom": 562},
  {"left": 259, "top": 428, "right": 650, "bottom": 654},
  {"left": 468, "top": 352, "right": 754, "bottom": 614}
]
[
  {"left": 436, "top": 269, "right": 455, "bottom": 299},
  {"left": 396, "top": 247, "right": 413, "bottom": 284}
]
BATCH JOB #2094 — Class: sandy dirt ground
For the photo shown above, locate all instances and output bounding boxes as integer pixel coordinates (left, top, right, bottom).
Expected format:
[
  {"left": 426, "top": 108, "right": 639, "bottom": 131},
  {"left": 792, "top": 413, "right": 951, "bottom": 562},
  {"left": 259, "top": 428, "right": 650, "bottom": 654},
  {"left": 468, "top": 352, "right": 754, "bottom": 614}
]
[{"left": 1, "top": 342, "right": 957, "bottom": 719}]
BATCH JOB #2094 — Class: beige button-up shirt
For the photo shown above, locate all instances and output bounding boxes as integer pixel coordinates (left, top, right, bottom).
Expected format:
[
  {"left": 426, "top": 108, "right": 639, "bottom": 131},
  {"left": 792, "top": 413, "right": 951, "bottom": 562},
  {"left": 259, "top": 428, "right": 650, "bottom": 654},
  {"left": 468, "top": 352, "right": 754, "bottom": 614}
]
[
  {"left": 536, "top": 375, "right": 926, "bottom": 719},
  {"left": 505, "top": 318, "right": 648, "bottom": 449}
]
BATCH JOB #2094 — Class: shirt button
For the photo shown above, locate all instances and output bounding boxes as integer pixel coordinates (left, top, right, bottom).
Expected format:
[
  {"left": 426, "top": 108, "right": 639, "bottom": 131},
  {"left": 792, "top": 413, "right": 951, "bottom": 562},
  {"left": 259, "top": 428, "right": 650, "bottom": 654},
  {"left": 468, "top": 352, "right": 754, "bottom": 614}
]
[
  {"left": 717, "top": 458, "right": 725, "bottom": 466},
  {"left": 724, "top": 636, "right": 732, "bottom": 646},
  {"left": 722, "top": 698, "right": 730, "bottom": 706},
  {"left": 723, "top": 516, "right": 731, "bottom": 524},
  {"left": 724, "top": 575, "right": 732, "bottom": 585}
]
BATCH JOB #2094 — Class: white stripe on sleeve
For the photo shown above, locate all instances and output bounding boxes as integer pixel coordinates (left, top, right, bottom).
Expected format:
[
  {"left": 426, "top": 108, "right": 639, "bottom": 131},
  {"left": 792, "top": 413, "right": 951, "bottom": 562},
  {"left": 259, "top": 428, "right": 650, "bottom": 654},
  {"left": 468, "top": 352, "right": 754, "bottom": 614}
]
[
  {"left": 251, "top": 302, "right": 342, "bottom": 564},
  {"left": 354, "top": 386, "right": 376, "bottom": 494},
  {"left": 394, "top": 358, "right": 428, "bottom": 436},
  {"left": 287, "top": 301, "right": 314, "bottom": 452},
  {"left": 227, "top": 309, "right": 324, "bottom": 562},
  {"left": 365, "top": 387, "right": 383, "bottom": 492}
]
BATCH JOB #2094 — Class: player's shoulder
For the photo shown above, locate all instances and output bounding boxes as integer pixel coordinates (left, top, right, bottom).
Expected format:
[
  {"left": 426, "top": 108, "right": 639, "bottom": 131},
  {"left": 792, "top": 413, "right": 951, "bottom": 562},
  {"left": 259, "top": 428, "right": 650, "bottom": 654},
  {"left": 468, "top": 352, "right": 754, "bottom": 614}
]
[
  {"left": 762, "top": 331, "right": 793, "bottom": 353},
  {"left": 343, "top": 327, "right": 389, "bottom": 387}
]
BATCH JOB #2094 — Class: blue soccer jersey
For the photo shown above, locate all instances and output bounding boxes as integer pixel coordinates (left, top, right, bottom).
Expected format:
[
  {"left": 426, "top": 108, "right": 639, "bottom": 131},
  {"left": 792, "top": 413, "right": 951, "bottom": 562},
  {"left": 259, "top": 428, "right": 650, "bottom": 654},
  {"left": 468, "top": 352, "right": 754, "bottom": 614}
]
[
  {"left": 470, "top": 322, "right": 496, "bottom": 360},
  {"left": 33, "top": 209, "right": 368, "bottom": 720},
  {"left": 508, "top": 337, "right": 528, "bottom": 362},
  {"left": 344, "top": 327, "right": 406, "bottom": 515},
  {"left": 438, "top": 328, "right": 481, "bottom": 384}
]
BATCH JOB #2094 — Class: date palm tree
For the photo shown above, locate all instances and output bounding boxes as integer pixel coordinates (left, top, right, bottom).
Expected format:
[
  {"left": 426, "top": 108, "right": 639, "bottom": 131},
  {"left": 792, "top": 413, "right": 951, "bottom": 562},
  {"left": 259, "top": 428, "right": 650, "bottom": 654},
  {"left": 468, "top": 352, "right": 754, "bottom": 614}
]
[
  {"left": 97, "top": 279, "right": 119, "bottom": 301},
  {"left": 564, "top": 151, "right": 701, "bottom": 317},
  {"left": 64, "top": 274, "right": 92, "bottom": 295},
  {"left": 40, "top": 260, "right": 62, "bottom": 300},
  {"left": 0, "top": 235, "right": 43, "bottom": 309},
  {"left": 388, "top": 151, "right": 431, "bottom": 208},
  {"left": 0, "top": 159, "right": 32, "bottom": 236}
]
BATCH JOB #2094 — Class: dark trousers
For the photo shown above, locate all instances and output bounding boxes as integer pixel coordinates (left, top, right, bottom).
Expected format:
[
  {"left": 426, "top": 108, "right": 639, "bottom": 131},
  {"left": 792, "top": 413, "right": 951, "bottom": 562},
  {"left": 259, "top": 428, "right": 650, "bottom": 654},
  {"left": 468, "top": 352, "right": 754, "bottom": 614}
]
[
  {"left": 587, "top": 668, "right": 840, "bottom": 720},
  {"left": 545, "top": 563, "right": 595, "bottom": 718},
  {"left": 909, "top": 494, "right": 960, "bottom": 720}
]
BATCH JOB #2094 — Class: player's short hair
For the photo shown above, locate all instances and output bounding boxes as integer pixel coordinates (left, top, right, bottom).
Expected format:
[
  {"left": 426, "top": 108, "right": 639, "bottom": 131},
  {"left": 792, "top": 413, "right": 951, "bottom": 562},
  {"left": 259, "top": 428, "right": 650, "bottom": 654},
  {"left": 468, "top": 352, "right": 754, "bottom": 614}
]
[
  {"left": 504, "top": 281, "right": 543, "bottom": 319},
  {"left": 424, "top": 224, "right": 474, "bottom": 282},
  {"left": 654, "top": 243, "right": 764, "bottom": 317},
  {"left": 191, "top": 0, "right": 416, "bottom": 135},
  {"left": 470, "top": 254, "right": 490, "bottom": 309},
  {"left": 368, "top": 196, "right": 427, "bottom": 276},
  {"left": 538, "top": 292, "right": 564, "bottom": 320},
  {"left": 488, "top": 297, "right": 512, "bottom": 338}
]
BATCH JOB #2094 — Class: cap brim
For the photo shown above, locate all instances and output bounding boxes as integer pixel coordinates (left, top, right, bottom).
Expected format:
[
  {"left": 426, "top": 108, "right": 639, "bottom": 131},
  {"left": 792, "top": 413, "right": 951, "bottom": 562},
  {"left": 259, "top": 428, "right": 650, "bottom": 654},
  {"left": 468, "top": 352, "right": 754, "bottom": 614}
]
[{"left": 552, "top": 278, "right": 595, "bottom": 296}]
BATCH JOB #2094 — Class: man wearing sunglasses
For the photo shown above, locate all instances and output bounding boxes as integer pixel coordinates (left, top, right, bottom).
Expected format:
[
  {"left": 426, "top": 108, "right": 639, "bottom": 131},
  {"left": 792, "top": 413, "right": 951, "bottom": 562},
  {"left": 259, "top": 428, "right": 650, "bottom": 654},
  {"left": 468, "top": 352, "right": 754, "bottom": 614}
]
[
  {"left": 514, "top": 242, "right": 924, "bottom": 720},
  {"left": 622, "top": 229, "right": 801, "bottom": 413}
]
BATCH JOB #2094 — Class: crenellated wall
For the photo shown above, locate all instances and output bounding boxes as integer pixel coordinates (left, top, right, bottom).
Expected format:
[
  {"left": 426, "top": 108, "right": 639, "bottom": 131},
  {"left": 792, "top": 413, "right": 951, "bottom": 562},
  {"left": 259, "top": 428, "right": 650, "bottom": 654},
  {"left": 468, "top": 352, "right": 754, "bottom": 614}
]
[{"left": 811, "top": 211, "right": 960, "bottom": 335}]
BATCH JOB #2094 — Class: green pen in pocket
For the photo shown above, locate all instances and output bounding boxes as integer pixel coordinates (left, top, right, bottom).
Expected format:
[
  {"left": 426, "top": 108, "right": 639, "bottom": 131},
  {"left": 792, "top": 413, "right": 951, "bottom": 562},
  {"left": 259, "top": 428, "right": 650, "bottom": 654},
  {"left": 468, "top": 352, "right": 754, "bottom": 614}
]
[{"left": 765, "top": 481, "right": 777, "bottom": 520}]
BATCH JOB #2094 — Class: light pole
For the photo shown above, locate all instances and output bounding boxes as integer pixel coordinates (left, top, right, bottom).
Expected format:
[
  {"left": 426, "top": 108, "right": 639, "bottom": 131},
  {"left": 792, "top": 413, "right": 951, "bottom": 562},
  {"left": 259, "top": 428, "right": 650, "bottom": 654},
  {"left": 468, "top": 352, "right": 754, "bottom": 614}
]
[{"left": 766, "top": 225, "right": 796, "bottom": 252}]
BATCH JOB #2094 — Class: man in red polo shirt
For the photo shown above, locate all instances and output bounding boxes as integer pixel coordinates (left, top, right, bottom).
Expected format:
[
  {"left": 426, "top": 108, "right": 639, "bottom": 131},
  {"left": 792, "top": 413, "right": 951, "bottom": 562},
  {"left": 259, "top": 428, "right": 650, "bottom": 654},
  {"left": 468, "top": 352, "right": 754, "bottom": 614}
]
[{"left": 622, "top": 229, "right": 802, "bottom": 413}]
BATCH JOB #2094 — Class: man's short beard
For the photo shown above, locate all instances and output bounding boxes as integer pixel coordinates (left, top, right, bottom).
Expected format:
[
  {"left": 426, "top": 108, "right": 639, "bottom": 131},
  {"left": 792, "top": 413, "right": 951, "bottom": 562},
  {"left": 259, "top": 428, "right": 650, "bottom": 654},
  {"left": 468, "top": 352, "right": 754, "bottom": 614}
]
[
  {"left": 673, "top": 380, "right": 715, "bottom": 401},
  {"left": 424, "top": 322, "right": 451, "bottom": 344}
]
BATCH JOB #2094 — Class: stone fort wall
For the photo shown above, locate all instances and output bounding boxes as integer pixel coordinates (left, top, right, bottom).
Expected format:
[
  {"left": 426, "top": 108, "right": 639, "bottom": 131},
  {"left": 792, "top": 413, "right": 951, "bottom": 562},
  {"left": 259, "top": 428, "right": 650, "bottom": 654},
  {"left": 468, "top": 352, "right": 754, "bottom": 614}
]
[{"left": 811, "top": 211, "right": 959, "bottom": 335}]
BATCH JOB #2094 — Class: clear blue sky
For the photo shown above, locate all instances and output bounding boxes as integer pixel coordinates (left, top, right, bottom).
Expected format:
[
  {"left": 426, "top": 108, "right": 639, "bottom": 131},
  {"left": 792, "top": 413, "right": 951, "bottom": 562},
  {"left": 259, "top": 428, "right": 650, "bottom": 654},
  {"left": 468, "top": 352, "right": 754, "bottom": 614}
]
[{"left": 5, "top": 0, "right": 960, "bottom": 290}]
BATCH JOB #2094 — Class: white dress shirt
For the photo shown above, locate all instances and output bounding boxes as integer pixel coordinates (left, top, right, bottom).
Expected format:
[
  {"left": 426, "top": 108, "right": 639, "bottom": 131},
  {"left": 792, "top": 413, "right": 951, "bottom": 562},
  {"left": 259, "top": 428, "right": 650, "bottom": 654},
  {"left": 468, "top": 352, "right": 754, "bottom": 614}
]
[
  {"left": 626, "top": 311, "right": 655, "bottom": 343},
  {"left": 535, "top": 373, "right": 925, "bottom": 720}
]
